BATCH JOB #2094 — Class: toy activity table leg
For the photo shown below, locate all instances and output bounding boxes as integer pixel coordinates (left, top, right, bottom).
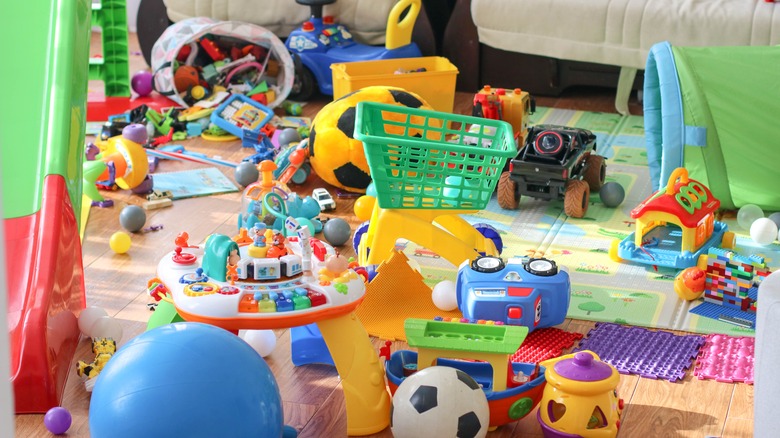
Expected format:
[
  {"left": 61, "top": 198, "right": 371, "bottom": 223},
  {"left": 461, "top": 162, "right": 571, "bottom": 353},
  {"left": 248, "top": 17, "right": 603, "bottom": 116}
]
[
  {"left": 316, "top": 312, "right": 391, "bottom": 435},
  {"left": 359, "top": 206, "right": 498, "bottom": 267}
]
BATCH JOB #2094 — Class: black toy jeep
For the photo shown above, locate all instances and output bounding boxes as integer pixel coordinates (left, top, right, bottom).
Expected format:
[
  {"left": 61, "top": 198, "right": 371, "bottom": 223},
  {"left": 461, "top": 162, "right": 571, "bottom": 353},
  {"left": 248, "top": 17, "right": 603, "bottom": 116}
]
[{"left": 497, "top": 125, "right": 605, "bottom": 218}]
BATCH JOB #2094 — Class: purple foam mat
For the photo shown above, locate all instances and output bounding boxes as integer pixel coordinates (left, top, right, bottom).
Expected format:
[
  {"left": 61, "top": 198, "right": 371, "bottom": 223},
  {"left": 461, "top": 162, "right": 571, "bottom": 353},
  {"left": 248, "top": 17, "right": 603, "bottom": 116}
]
[{"left": 574, "top": 323, "right": 706, "bottom": 382}]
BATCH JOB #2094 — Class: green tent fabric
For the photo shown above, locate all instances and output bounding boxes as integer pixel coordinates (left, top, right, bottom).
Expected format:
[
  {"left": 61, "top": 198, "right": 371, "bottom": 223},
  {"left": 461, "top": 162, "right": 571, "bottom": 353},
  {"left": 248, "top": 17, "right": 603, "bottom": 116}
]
[{"left": 645, "top": 42, "right": 780, "bottom": 211}]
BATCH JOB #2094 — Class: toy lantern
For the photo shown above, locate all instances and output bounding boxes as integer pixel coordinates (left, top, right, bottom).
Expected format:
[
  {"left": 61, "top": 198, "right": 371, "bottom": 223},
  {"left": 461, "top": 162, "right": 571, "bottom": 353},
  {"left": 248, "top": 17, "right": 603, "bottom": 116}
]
[{"left": 537, "top": 351, "right": 623, "bottom": 438}]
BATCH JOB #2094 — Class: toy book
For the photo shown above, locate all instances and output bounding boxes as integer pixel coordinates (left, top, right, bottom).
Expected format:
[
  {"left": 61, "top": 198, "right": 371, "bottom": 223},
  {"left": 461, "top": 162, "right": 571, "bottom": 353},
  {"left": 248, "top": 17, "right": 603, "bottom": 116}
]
[{"left": 150, "top": 167, "right": 238, "bottom": 200}]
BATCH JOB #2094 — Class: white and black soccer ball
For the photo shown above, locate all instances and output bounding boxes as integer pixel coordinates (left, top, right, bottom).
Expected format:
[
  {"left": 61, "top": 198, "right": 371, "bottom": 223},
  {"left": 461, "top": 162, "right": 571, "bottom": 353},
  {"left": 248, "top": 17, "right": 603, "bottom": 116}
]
[{"left": 391, "top": 366, "right": 490, "bottom": 438}]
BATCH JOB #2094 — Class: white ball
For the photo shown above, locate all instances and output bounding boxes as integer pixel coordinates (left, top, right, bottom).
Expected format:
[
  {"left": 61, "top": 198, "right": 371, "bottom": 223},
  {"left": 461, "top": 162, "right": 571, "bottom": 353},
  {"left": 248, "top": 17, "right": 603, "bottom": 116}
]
[
  {"left": 241, "top": 330, "right": 277, "bottom": 357},
  {"left": 737, "top": 204, "right": 764, "bottom": 230},
  {"left": 391, "top": 366, "right": 489, "bottom": 438},
  {"left": 750, "top": 218, "right": 778, "bottom": 246},
  {"left": 432, "top": 280, "right": 458, "bottom": 311},
  {"left": 89, "top": 316, "right": 123, "bottom": 342},
  {"left": 78, "top": 307, "right": 108, "bottom": 336}
]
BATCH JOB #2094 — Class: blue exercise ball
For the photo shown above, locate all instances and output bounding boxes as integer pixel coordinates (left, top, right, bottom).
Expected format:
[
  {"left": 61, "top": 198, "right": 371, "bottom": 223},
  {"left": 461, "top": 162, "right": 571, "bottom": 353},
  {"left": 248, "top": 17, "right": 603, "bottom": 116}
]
[{"left": 90, "top": 323, "right": 284, "bottom": 438}]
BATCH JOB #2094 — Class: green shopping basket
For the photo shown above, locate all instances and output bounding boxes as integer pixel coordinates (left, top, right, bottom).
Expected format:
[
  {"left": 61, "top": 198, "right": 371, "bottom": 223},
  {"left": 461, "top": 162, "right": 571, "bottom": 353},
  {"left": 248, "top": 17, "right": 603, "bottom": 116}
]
[{"left": 354, "top": 101, "right": 516, "bottom": 210}]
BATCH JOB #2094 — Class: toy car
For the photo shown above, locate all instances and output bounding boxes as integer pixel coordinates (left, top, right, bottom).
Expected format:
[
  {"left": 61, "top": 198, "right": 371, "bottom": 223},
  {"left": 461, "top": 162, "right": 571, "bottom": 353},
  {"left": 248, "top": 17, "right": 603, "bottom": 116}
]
[
  {"left": 456, "top": 256, "right": 570, "bottom": 332},
  {"left": 497, "top": 125, "right": 606, "bottom": 218},
  {"left": 285, "top": 0, "right": 422, "bottom": 100},
  {"left": 312, "top": 187, "right": 336, "bottom": 211}
]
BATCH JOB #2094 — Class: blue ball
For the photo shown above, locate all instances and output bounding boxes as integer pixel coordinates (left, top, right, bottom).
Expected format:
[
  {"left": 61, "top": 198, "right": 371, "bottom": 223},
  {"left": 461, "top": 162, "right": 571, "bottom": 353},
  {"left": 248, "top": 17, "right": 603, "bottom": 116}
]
[
  {"left": 366, "top": 182, "right": 378, "bottom": 198},
  {"left": 90, "top": 323, "right": 284, "bottom": 438}
]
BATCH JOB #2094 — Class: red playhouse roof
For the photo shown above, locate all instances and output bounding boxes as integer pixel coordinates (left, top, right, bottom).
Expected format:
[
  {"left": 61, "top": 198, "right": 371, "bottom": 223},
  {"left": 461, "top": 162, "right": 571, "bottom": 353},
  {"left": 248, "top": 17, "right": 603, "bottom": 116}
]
[{"left": 631, "top": 177, "right": 720, "bottom": 228}]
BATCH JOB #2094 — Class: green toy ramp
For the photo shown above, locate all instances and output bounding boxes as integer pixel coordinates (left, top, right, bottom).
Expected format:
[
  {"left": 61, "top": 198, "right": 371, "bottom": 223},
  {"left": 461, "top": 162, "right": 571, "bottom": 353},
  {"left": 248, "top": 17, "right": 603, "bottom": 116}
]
[{"left": 644, "top": 42, "right": 780, "bottom": 211}]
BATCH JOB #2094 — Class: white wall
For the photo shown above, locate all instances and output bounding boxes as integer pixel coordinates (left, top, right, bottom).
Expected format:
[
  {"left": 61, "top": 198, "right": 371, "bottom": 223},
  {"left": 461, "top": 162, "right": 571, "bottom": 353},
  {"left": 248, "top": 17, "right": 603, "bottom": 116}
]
[
  {"left": 92, "top": 0, "right": 142, "bottom": 33},
  {"left": 127, "top": 0, "right": 141, "bottom": 33}
]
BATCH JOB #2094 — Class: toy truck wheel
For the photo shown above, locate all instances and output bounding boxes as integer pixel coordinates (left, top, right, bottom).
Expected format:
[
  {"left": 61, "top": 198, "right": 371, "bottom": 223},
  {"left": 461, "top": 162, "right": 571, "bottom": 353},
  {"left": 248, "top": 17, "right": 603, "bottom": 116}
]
[
  {"left": 289, "top": 65, "right": 315, "bottom": 101},
  {"left": 721, "top": 231, "right": 736, "bottom": 249},
  {"left": 609, "top": 239, "right": 622, "bottom": 262},
  {"left": 564, "top": 179, "right": 590, "bottom": 218},
  {"left": 583, "top": 154, "right": 606, "bottom": 192},
  {"left": 497, "top": 171, "right": 519, "bottom": 210}
]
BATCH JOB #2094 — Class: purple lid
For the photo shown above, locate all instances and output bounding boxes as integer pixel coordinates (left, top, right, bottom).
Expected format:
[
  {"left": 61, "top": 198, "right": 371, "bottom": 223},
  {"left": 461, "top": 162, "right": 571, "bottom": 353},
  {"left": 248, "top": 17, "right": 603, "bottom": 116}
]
[{"left": 554, "top": 352, "right": 613, "bottom": 382}]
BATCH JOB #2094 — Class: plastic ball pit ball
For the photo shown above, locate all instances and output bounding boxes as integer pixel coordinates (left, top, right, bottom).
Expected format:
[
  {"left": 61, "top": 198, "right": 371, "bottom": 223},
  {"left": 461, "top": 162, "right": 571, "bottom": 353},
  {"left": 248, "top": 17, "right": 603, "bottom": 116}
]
[
  {"left": 278, "top": 127, "right": 302, "bottom": 147},
  {"left": 322, "top": 218, "right": 352, "bottom": 246},
  {"left": 599, "top": 181, "right": 625, "bottom": 208},
  {"left": 737, "top": 204, "right": 764, "bottom": 230},
  {"left": 89, "top": 323, "right": 285, "bottom": 438},
  {"left": 109, "top": 231, "right": 132, "bottom": 254},
  {"left": 79, "top": 306, "right": 109, "bottom": 335},
  {"left": 750, "top": 218, "right": 778, "bottom": 246},
  {"left": 119, "top": 205, "right": 147, "bottom": 233},
  {"left": 241, "top": 329, "right": 277, "bottom": 357},
  {"left": 44, "top": 407, "right": 72, "bottom": 435},
  {"left": 234, "top": 161, "right": 260, "bottom": 187},
  {"left": 131, "top": 70, "right": 154, "bottom": 97},
  {"left": 431, "top": 280, "right": 458, "bottom": 311},
  {"left": 353, "top": 195, "right": 376, "bottom": 221}
]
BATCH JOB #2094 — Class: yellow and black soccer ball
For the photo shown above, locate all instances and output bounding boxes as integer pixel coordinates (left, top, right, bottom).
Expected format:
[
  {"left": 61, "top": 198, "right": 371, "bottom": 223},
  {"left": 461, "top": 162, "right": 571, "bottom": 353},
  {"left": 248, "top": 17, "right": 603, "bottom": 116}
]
[{"left": 309, "top": 86, "right": 435, "bottom": 193}]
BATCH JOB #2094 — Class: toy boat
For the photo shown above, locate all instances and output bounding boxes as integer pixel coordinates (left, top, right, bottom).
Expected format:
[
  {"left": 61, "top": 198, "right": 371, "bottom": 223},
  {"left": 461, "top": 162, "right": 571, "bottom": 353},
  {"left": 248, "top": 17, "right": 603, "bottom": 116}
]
[
  {"left": 386, "top": 350, "right": 546, "bottom": 428},
  {"left": 155, "top": 229, "right": 367, "bottom": 331},
  {"left": 386, "top": 318, "right": 547, "bottom": 428}
]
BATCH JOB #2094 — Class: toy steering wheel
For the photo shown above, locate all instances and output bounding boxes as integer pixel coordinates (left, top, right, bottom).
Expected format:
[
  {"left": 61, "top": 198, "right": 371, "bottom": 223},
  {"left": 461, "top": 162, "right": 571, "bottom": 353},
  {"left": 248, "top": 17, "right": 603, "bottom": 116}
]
[{"left": 296, "top": 0, "right": 336, "bottom": 19}]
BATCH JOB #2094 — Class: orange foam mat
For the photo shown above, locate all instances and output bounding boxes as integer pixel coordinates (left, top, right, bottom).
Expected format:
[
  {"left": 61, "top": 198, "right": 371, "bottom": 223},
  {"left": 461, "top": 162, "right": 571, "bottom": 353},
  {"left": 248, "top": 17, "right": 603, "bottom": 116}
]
[{"left": 355, "top": 251, "right": 461, "bottom": 341}]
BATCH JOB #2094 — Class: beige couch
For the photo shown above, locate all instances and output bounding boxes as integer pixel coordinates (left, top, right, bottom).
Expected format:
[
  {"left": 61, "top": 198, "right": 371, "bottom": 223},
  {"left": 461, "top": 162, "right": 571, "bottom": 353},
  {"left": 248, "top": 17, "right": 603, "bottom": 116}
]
[{"left": 448, "top": 0, "right": 780, "bottom": 114}]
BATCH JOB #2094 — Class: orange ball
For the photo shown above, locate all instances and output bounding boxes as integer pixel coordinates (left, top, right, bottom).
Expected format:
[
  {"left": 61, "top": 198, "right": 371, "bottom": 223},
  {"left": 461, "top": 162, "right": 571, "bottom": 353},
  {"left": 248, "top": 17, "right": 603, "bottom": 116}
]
[{"left": 354, "top": 195, "right": 376, "bottom": 221}]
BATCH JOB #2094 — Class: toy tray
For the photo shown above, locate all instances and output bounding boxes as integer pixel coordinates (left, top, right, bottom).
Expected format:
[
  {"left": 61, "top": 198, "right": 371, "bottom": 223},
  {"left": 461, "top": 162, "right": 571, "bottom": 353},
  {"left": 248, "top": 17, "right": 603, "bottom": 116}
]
[
  {"left": 354, "top": 101, "right": 515, "bottom": 210},
  {"left": 210, "top": 93, "right": 273, "bottom": 137}
]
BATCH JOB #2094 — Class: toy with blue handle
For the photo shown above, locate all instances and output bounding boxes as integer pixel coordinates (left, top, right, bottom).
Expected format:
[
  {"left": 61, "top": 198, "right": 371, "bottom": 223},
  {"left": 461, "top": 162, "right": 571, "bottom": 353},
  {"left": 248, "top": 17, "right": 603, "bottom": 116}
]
[{"left": 286, "top": 0, "right": 422, "bottom": 100}]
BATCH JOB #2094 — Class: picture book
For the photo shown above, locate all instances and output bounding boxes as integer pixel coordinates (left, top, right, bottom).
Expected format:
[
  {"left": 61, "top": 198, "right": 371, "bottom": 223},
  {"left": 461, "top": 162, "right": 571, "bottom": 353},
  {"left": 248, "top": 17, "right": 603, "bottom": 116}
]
[{"left": 151, "top": 167, "right": 239, "bottom": 200}]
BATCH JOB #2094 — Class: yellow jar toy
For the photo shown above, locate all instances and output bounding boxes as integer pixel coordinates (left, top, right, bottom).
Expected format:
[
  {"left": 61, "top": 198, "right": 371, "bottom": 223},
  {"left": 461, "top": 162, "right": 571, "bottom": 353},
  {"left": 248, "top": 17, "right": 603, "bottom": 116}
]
[{"left": 537, "top": 351, "right": 623, "bottom": 437}]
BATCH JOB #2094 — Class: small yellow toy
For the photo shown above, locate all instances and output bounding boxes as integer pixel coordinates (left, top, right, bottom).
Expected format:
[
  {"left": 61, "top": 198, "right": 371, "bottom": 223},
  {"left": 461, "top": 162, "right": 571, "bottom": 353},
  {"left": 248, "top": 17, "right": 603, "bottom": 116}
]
[
  {"left": 76, "top": 337, "right": 117, "bottom": 380},
  {"left": 537, "top": 351, "right": 623, "bottom": 437}
]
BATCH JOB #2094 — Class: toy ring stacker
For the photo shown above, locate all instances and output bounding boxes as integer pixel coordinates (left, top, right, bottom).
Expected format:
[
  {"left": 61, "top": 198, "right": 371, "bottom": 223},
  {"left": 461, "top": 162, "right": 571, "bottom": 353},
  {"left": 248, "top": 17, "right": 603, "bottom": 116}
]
[{"left": 103, "top": 136, "right": 149, "bottom": 189}]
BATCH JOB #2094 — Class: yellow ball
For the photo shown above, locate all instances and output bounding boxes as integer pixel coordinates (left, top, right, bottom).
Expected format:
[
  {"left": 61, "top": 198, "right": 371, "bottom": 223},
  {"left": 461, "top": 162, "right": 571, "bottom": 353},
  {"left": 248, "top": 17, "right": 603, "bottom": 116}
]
[
  {"left": 309, "top": 86, "right": 436, "bottom": 193},
  {"left": 109, "top": 231, "right": 132, "bottom": 254},
  {"left": 354, "top": 195, "right": 376, "bottom": 221}
]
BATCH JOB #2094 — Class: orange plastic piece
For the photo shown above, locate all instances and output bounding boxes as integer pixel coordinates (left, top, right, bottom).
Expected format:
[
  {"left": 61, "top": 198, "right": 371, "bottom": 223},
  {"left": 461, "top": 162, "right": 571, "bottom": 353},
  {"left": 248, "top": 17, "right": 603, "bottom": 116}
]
[{"left": 354, "top": 250, "right": 461, "bottom": 341}]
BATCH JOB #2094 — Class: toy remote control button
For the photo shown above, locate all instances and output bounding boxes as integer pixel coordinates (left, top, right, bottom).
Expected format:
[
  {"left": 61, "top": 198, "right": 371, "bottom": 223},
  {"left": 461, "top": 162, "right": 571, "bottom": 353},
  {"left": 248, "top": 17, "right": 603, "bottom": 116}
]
[
  {"left": 471, "top": 256, "right": 505, "bottom": 273},
  {"left": 524, "top": 258, "right": 558, "bottom": 276}
]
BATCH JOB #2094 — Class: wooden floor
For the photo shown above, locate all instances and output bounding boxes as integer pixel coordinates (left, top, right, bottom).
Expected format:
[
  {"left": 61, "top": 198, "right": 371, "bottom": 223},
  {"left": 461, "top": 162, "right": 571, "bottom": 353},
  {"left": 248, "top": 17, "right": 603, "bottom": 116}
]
[{"left": 13, "top": 35, "right": 752, "bottom": 438}]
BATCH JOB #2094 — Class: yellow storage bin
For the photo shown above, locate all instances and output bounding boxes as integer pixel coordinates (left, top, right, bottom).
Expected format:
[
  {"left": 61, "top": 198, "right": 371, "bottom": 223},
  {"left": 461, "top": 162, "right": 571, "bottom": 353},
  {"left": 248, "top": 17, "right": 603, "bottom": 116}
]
[{"left": 331, "top": 56, "right": 459, "bottom": 113}]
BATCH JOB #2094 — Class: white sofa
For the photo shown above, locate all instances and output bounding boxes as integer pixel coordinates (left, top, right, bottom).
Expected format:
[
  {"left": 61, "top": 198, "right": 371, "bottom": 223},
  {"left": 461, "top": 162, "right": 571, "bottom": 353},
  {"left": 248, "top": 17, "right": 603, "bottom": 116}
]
[{"left": 458, "top": 0, "right": 780, "bottom": 114}]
